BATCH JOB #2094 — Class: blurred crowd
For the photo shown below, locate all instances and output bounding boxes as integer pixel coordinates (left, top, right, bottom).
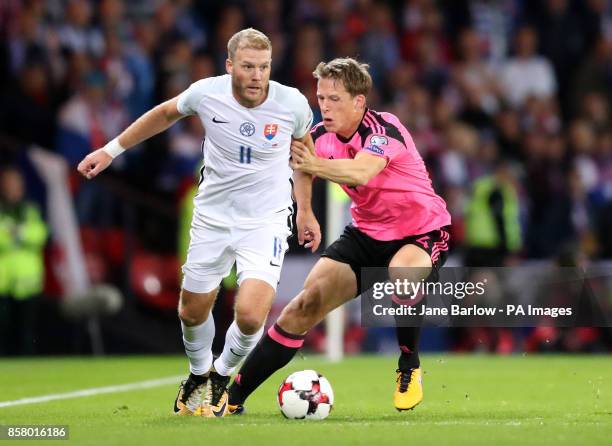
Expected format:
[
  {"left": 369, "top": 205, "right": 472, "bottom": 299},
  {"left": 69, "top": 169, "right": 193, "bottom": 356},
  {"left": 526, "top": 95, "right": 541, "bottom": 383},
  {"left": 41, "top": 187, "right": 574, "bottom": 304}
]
[
  {"left": 1, "top": 0, "right": 612, "bottom": 355},
  {"left": 1, "top": 0, "right": 612, "bottom": 265}
]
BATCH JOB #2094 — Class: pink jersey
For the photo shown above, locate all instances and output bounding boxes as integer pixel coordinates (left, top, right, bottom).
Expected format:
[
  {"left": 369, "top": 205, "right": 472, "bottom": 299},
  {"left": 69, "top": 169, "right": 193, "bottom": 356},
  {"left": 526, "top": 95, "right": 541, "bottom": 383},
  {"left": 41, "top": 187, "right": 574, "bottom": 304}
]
[{"left": 312, "top": 109, "right": 451, "bottom": 241}]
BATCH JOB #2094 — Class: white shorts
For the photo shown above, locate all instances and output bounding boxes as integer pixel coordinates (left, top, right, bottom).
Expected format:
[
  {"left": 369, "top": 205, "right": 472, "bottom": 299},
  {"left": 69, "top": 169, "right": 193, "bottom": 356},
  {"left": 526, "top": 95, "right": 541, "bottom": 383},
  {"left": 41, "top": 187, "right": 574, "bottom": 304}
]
[{"left": 181, "top": 212, "right": 292, "bottom": 294}]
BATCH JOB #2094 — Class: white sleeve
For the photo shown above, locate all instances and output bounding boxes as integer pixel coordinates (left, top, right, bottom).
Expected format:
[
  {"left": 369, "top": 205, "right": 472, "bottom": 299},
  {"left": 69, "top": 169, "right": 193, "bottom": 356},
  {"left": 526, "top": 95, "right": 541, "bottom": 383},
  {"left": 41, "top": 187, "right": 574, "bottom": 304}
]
[
  {"left": 289, "top": 91, "right": 313, "bottom": 139},
  {"left": 177, "top": 78, "right": 212, "bottom": 115}
]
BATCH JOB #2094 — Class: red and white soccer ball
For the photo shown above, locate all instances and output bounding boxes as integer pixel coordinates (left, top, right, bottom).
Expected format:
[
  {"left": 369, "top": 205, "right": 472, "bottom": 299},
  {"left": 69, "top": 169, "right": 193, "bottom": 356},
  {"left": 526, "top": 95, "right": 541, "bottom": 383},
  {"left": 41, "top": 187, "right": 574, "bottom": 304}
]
[{"left": 277, "top": 369, "right": 334, "bottom": 420}]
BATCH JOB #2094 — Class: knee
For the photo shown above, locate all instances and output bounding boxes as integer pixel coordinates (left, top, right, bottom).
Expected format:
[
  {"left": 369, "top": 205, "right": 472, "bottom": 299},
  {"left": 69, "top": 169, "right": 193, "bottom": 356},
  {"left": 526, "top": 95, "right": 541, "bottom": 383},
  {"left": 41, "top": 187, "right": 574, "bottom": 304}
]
[
  {"left": 178, "top": 295, "right": 208, "bottom": 326},
  {"left": 289, "top": 285, "right": 325, "bottom": 320},
  {"left": 178, "top": 305, "right": 207, "bottom": 326},
  {"left": 235, "top": 310, "right": 264, "bottom": 335}
]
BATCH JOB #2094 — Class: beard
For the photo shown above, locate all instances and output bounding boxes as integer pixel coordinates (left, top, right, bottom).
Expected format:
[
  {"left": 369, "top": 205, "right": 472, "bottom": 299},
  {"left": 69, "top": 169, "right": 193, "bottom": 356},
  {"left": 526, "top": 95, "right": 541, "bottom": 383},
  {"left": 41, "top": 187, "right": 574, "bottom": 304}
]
[{"left": 231, "top": 77, "right": 268, "bottom": 108}]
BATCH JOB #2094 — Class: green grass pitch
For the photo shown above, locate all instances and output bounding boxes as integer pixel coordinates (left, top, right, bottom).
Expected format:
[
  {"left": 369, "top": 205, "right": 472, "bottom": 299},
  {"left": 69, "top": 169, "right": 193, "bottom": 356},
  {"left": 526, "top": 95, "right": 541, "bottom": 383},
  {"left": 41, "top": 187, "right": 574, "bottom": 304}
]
[{"left": 1, "top": 354, "right": 610, "bottom": 445}]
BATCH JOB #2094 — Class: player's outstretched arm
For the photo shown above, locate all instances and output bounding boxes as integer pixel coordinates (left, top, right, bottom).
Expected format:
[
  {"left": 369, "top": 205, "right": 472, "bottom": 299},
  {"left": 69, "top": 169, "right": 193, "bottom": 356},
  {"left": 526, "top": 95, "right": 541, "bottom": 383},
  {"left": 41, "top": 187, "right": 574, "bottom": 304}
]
[
  {"left": 291, "top": 134, "right": 321, "bottom": 252},
  {"left": 77, "top": 97, "right": 184, "bottom": 179},
  {"left": 290, "top": 140, "right": 386, "bottom": 186}
]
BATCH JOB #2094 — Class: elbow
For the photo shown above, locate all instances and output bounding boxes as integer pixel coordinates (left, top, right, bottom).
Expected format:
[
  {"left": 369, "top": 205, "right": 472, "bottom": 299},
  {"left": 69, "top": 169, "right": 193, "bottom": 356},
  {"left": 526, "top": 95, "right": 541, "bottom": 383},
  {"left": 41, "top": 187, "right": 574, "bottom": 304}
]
[
  {"left": 159, "top": 101, "right": 181, "bottom": 124},
  {"left": 355, "top": 176, "right": 368, "bottom": 187},
  {"left": 354, "top": 167, "right": 377, "bottom": 186},
  {"left": 351, "top": 172, "right": 370, "bottom": 187},
  {"left": 161, "top": 107, "right": 176, "bottom": 124},
  {"left": 351, "top": 160, "right": 384, "bottom": 186}
]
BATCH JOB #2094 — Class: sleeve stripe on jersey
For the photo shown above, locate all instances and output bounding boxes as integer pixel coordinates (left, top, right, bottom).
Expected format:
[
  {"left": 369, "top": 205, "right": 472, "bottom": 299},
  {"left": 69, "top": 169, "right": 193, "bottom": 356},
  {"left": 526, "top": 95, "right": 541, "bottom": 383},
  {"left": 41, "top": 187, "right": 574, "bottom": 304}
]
[
  {"left": 365, "top": 111, "right": 385, "bottom": 135},
  {"left": 311, "top": 123, "right": 328, "bottom": 143},
  {"left": 369, "top": 110, "right": 407, "bottom": 148},
  {"left": 363, "top": 113, "right": 377, "bottom": 133}
]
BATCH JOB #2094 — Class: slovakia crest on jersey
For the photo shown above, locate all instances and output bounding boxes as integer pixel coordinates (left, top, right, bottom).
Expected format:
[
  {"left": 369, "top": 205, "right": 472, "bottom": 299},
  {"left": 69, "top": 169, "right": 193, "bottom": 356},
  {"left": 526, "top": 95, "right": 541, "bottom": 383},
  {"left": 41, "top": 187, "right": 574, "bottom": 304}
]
[{"left": 264, "top": 124, "right": 278, "bottom": 140}]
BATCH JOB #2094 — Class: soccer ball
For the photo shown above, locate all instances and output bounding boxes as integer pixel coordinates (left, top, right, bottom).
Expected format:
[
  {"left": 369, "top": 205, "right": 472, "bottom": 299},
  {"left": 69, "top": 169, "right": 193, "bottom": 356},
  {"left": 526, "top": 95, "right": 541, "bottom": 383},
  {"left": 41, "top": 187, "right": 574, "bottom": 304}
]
[{"left": 277, "top": 369, "right": 334, "bottom": 420}]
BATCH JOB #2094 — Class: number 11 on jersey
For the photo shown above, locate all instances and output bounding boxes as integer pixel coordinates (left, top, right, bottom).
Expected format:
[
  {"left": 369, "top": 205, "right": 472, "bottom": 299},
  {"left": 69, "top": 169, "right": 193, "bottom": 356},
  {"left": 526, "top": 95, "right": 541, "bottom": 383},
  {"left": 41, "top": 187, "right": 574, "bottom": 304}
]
[{"left": 240, "top": 146, "right": 252, "bottom": 164}]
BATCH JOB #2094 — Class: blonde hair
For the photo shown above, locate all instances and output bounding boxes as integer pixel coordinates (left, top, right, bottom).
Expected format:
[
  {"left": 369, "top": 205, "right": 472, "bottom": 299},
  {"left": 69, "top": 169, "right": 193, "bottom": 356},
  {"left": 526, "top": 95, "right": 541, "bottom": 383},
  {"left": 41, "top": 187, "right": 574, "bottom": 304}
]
[
  {"left": 313, "top": 58, "right": 372, "bottom": 97},
  {"left": 227, "top": 28, "right": 272, "bottom": 60}
]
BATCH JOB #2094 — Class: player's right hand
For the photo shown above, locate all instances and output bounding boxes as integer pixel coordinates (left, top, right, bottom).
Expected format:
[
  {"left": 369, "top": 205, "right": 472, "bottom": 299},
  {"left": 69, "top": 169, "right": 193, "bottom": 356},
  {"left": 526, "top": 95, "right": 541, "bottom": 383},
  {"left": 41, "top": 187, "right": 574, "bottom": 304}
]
[
  {"left": 296, "top": 208, "right": 321, "bottom": 253},
  {"left": 77, "top": 149, "right": 113, "bottom": 179}
]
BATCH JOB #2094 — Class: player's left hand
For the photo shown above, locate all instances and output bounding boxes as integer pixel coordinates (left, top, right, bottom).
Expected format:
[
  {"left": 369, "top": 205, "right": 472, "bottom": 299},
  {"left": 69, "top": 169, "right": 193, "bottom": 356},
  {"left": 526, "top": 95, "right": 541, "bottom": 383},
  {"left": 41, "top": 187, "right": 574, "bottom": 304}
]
[
  {"left": 296, "top": 208, "right": 321, "bottom": 252},
  {"left": 290, "top": 140, "right": 317, "bottom": 174}
]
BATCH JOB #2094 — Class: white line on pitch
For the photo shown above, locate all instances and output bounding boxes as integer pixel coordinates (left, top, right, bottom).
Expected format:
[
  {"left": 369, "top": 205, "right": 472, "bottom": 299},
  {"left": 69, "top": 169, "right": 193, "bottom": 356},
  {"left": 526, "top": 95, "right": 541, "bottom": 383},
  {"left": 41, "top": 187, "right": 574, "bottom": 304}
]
[{"left": 0, "top": 375, "right": 184, "bottom": 408}]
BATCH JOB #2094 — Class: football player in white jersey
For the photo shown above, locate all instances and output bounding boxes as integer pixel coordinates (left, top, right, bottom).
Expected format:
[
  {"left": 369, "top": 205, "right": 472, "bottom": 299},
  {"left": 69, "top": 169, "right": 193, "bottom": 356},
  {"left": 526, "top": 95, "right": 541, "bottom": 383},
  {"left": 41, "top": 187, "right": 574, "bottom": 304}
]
[{"left": 77, "top": 28, "right": 321, "bottom": 416}]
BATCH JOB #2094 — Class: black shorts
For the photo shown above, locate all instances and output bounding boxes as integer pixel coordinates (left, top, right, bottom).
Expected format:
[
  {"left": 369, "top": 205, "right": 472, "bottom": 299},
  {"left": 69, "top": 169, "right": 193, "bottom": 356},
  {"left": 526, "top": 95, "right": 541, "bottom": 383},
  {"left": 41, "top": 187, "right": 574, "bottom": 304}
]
[{"left": 322, "top": 224, "right": 451, "bottom": 295}]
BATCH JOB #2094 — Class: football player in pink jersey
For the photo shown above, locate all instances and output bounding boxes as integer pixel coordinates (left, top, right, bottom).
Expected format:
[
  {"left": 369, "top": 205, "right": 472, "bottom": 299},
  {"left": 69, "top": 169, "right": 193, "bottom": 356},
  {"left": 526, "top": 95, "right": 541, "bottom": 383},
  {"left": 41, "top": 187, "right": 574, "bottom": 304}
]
[{"left": 208, "top": 58, "right": 451, "bottom": 416}]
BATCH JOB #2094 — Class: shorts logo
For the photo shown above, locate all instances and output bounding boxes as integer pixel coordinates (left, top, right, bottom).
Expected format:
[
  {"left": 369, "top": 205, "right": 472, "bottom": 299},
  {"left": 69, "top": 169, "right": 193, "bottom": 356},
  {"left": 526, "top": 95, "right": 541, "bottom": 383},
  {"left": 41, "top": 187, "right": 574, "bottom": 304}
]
[
  {"left": 415, "top": 236, "right": 429, "bottom": 249},
  {"left": 270, "top": 236, "right": 283, "bottom": 267},
  {"left": 240, "top": 122, "right": 256, "bottom": 137},
  {"left": 264, "top": 124, "right": 278, "bottom": 140},
  {"left": 364, "top": 145, "right": 384, "bottom": 155},
  {"left": 370, "top": 135, "right": 388, "bottom": 146}
]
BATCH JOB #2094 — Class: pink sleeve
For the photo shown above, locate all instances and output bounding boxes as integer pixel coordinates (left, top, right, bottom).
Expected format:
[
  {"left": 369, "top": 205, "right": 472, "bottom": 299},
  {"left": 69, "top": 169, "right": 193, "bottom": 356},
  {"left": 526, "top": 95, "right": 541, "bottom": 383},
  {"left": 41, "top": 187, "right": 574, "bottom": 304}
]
[{"left": 359, "top": 133, "right": 404, "bottom": 163}]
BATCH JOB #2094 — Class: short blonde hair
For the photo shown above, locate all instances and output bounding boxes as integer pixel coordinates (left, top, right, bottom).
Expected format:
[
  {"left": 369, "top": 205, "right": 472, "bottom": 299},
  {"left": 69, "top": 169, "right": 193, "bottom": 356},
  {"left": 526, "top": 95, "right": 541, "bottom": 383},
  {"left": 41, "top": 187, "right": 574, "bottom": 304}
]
[
  {"left": 313, "top": 58, "right": 372, "bottom": 97},
  {"left": 227, "top": 28, "right": 272, "bottom": 60}
]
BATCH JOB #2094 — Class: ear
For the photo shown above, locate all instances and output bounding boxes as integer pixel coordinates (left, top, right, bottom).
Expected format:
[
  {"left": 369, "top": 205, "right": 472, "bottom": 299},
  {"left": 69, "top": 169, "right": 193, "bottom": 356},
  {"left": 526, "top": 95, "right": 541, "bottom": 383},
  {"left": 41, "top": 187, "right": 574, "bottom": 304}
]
[
  {"left": 354, "top": 94, "right": 366, "bottom": 111},
  {"left": 225, "top": 58, "right": 233, "bottom": 75}
]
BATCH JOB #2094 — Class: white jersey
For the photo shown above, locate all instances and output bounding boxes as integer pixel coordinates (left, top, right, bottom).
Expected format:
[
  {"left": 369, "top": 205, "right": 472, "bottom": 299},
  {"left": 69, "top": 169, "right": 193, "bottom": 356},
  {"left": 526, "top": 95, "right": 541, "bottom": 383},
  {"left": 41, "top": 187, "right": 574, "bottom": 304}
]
[{"left": 177, "top": 74, "right": 313, "bottom": 225}]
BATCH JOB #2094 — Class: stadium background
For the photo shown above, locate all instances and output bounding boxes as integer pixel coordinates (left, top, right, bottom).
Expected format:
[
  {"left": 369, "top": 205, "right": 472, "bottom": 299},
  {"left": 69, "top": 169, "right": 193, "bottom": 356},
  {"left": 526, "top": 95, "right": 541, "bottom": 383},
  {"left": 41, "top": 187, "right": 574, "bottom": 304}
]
[{"left": 1, "top": 0, "right": 611, "bottom": 359}]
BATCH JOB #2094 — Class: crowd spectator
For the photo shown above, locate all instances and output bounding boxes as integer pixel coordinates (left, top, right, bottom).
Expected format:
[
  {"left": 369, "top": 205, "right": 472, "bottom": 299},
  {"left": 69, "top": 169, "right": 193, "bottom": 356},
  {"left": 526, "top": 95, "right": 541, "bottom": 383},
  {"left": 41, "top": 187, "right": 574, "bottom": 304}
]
[
  {"left": 499, "top": 25, "right": 557, "bottom": 109},
  {"left": 0, "top": 0, "right": 610, "bottom": 266},
  {"left": 0, "top": 166, "right": 48, "bottom": 355}
]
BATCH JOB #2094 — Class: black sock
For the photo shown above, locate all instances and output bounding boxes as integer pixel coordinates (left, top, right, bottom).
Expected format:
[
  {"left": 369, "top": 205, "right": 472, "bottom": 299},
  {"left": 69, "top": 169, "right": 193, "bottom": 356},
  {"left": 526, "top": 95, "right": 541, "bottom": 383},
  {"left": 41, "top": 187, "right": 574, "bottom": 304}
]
[
  {"left": 394, "top": 296, "right": 425, "bottom": 372},
  {"left": 189, "top": 373, "right": 207, "bottom": 384},
  {"left": 228, "top": 323, "right": 304, "bottom": 405},
  {"left": 396, "top": 326, "right": 421, "bottom": 371}
]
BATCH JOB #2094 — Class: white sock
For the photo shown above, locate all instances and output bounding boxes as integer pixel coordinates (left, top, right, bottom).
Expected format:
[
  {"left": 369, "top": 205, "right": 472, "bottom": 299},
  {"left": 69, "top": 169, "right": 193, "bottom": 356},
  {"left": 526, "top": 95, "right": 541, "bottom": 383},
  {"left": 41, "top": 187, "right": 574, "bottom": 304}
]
[
  {"left": 213, "top": 321, "right": 264, "bottom": 376},
  {"left": 181, "top": 315, "right": 215, "bottom": 376}
]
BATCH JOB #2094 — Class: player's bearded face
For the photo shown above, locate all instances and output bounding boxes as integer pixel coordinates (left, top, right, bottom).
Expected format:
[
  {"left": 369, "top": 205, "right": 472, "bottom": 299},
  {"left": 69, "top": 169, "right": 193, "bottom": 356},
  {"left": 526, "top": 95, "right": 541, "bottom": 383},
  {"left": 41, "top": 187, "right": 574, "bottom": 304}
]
[
  {"left": 316, "top": 78, "right": 364, "bottom": 138},
  {"left": 227, "top": 48, "right": 272, "bottom": 107}
]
